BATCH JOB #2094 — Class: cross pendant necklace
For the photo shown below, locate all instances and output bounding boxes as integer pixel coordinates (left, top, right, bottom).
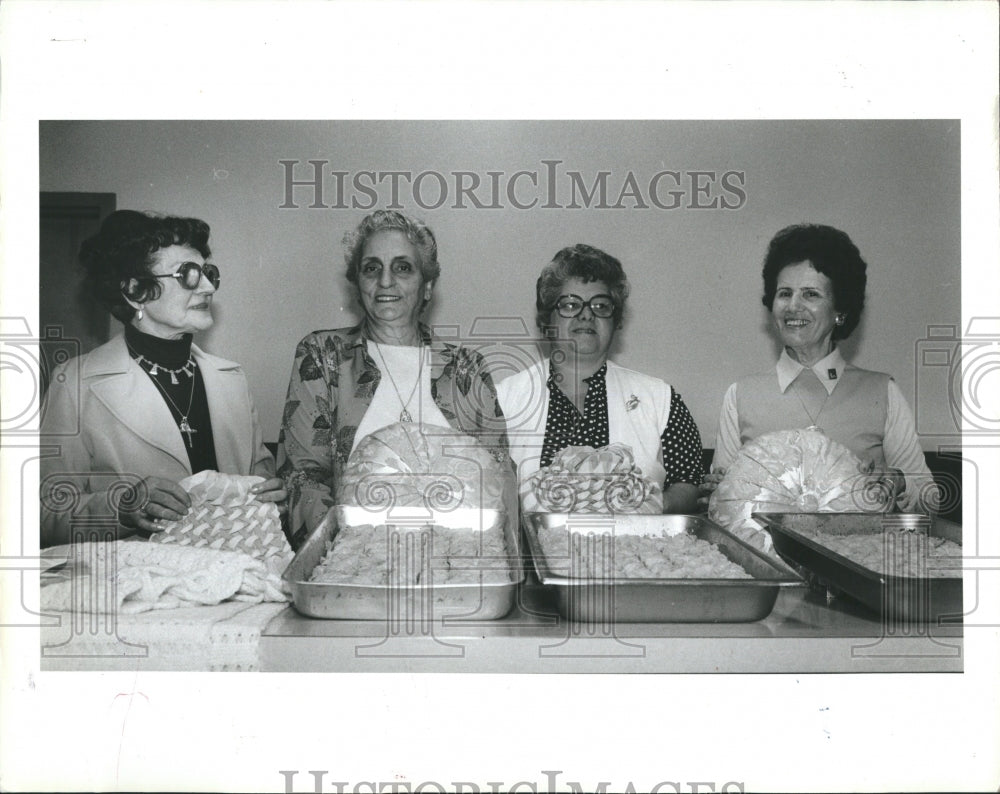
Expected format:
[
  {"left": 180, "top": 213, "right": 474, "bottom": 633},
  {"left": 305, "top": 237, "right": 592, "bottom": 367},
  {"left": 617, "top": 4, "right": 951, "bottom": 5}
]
[
  {"left": 138, "top": 357, "right": 199, "bottom": 447},
  {"left": 178, "top": 417, "right": 198, "bottom": 446}
]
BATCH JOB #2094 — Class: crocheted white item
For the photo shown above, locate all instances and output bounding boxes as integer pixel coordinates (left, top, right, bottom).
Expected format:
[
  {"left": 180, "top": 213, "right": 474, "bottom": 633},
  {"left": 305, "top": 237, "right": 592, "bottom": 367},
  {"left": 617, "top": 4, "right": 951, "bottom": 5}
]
[
  {"left": 41, "top": 540, "right": 288, "bottom": 615},
  {"left": 40, "top": 601, "right": 287, "bottom": 672}
]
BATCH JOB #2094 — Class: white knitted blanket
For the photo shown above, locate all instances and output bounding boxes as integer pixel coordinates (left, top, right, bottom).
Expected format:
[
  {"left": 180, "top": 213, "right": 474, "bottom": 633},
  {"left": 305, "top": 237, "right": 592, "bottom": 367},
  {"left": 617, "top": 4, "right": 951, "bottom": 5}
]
[
  {"left": 41, "top": 540, "right": 289, "bottom": 615},
  {"left": 39, "top": 601, "right": 287, "bottom": 672}
]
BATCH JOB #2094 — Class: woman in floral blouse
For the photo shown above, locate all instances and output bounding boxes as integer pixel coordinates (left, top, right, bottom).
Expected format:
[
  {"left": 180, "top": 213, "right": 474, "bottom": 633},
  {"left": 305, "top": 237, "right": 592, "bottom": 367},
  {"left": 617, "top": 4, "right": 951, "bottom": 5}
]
[{"left": 276, "top": 210, "right": 510, "bottom": 547}]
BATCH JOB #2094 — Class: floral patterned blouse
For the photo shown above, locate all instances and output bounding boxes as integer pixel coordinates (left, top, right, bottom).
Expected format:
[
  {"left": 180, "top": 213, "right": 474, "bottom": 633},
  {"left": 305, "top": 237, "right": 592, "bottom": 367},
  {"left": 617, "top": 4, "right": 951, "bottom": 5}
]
[{"left": 276, "top": 323, "right": 510, "bottom": 548}]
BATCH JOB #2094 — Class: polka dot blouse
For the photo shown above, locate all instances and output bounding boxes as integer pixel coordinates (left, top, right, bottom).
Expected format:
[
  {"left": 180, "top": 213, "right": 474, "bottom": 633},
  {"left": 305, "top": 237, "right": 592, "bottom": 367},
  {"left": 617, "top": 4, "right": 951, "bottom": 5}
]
[{"left": 540, "top": 363, "right": 705, "bottom": 486}]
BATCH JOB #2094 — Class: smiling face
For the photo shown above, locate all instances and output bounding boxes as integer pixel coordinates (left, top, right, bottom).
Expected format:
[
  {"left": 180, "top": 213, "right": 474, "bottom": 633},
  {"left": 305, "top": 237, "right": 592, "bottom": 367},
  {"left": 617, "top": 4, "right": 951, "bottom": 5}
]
[
  {"left": 130, "top": 244, "right": 216, "bottom": 339},
  {"left": 357, "top": 229, "right": 432, "bottom": 335},
  {"left": 771, "top": 261, "right": 839, "bottom": 366},
  {"left": 550, "top": 277, "right": 617, "bottom": 365}
]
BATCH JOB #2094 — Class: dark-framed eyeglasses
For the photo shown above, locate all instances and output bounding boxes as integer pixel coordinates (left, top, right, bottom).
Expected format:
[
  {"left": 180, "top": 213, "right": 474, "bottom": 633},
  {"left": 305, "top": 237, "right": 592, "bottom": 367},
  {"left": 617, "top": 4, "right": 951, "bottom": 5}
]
[
  {"left": 151, "top": 262, "right": 221, "bottom": 290},
  {"left": 554, "top": 293, "right": 616, "bottom": 319}
]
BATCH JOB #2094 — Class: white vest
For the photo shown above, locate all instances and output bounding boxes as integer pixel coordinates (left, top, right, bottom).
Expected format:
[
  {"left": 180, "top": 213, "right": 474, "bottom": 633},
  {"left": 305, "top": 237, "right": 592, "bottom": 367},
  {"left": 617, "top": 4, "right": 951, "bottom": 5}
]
[{"left": 495, "top": 358, "right": 672, "bottom": 487}]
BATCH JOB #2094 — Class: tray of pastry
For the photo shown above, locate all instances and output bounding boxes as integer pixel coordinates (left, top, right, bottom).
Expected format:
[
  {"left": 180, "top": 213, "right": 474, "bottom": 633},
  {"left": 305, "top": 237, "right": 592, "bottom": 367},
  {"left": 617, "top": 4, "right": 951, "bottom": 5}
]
[
  {"left": 283, "top": 505, "right": 522, "bottom": 620},
  {"left": 522, "top": 512, "right": 803, "bottom": 623},
  {"left": 753, "top": 512, "right": 963, "bottom": 623}
]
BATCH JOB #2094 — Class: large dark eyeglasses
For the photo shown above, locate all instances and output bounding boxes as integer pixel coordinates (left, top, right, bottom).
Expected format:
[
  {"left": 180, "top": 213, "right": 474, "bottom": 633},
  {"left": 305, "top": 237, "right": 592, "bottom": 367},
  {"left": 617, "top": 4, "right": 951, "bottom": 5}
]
[
  {"left": 151, "top": 262, "right": 221, "bottom": 290},
  {"left": 554, "top": 293, "right": 616, "bottom": 319}
]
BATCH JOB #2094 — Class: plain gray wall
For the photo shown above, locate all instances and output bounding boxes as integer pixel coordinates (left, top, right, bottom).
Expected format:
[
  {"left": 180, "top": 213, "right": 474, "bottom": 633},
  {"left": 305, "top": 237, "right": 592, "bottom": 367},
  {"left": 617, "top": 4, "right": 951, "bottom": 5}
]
[{"left": 39, "top": 120, "right": 960, "bottom": 450}]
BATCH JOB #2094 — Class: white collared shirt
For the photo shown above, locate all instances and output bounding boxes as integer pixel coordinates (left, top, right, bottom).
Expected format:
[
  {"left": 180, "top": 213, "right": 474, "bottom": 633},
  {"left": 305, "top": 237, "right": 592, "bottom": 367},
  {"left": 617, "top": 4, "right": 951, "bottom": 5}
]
[{"left": 775, "top": 347, "right": 847, "bottom": 395}]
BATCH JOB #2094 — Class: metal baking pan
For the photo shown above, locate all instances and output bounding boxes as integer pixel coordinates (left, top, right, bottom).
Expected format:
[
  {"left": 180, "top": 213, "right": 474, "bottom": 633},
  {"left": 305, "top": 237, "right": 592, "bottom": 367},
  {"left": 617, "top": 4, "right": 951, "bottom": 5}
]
[
  {"left": 283, "top": 505, "right": 522, "bottom": 620},
  {"left": 523, "top": 513, "right": 803, "bottom": 623},
  {"left": 754, "top": 512, "right": 963, "bottom": 623}
]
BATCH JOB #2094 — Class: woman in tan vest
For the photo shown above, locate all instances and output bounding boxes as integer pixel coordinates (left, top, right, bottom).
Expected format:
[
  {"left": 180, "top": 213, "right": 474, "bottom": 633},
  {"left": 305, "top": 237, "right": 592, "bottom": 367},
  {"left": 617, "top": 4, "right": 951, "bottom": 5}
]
[{"left": 703, "top": 223, "right": 936, "bottom": 514}]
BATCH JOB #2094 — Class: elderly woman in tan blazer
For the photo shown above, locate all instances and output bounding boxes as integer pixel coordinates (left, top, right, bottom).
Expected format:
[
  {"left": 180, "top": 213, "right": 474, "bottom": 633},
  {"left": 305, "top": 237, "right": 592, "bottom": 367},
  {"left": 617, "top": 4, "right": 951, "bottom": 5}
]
[{"left": 40, "top": 210, "right": 282, "bottom": 547}]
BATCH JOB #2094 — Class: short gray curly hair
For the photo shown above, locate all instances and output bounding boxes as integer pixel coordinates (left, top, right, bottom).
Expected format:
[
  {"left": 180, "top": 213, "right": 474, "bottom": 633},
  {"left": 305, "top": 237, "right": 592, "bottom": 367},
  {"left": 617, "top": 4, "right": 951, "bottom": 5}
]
[{"left": 343, "top": 209, "right": 440, "bottom": 286}]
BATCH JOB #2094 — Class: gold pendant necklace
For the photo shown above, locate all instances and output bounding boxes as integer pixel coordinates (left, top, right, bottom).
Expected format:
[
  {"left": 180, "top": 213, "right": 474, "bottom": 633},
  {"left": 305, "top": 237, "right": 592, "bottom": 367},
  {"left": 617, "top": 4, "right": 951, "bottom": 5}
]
[
  {"left": 790, "top": 379, "right": 830, "bottom": 433},
  {"left": 372, "top": 341, "right": 424, "bottom": 424}
]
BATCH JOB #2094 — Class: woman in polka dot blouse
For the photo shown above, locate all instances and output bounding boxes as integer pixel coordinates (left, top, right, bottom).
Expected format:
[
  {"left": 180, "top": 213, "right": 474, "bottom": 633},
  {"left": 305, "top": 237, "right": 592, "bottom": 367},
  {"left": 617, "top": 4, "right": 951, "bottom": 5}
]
[{"left": 496, "top": 244, "right": 704, "bottom": 513}]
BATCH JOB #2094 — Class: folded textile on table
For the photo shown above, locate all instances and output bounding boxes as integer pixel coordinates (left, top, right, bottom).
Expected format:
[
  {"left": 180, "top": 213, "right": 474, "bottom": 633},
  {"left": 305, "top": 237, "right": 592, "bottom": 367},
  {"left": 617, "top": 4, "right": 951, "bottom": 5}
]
[
  {"left": 522, "top": 444, "right": 663, "bottom": 513},
  {"left": 150, "top": 470, "right": 292, "bottom": 576},
  {"left": 41, "top": 540, "right": 289, "bottom": 615}
]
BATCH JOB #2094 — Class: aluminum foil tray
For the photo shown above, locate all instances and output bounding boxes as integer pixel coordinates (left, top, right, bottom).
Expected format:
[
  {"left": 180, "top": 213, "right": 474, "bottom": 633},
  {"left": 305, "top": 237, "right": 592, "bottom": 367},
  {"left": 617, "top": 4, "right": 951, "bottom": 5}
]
[
  {"left": 523, "top": 513, "right": 802, "bottom": 623},
  {"left": 753, "top": 512, "right": 963, "bottom": 623},
  {"left": 284, "top": 505, "right": 522, "bottom": 620}
]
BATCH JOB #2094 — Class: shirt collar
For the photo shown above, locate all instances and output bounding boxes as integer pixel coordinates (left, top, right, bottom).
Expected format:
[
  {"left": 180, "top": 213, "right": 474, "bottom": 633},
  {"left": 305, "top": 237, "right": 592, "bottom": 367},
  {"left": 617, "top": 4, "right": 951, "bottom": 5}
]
[
  {"left": 546, "top": 361, "right": 608, "bottom": 387},
  {"left": 776, "top": 347, "right": 846, "bottom": 395}
]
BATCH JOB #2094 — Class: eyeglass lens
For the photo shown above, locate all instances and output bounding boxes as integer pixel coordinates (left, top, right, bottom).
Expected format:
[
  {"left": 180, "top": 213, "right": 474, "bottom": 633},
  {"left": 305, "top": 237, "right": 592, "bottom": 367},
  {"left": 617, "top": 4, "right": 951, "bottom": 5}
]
[
  {"left": 556, "top": 294, "right": 615, "bottom": 318},
  {"left": 179, "top": 262, "right": 220, "bottom": 289}
]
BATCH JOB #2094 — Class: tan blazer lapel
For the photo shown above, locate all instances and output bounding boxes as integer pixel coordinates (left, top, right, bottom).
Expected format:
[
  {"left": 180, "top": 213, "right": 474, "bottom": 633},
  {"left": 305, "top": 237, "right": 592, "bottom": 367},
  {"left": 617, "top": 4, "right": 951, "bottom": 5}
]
[
  {"left": 196, "top": 345, "right": 252, "bottom": 475},
  {"left": 86, "top": 337, "right": 192, "bottom": 472}
]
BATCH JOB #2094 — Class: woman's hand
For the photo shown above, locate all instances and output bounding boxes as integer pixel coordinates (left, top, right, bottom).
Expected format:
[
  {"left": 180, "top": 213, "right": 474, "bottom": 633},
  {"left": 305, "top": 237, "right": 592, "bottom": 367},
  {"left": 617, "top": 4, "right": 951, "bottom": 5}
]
[
  {"left": 859, "top": 458, "right": 905, "bottom": 510},
  {"left": 696, "top": 468, "right": 726, "bottom": 511},
  {"left": 118, "top": 475, "right": 191, "bottom": 533},
  {"left": 251, "top": 477, "right": 288, "bottom": 515},
  {"left": 663, "top": 482, "right": 700, "bottom": 514}
]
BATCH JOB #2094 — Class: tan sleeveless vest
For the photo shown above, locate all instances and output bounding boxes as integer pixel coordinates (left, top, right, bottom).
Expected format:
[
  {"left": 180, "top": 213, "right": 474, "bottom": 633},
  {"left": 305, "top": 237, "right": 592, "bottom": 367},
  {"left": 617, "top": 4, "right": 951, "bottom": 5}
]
[{"left": 736, "top": 365, "right": 890, "bottom": 467}]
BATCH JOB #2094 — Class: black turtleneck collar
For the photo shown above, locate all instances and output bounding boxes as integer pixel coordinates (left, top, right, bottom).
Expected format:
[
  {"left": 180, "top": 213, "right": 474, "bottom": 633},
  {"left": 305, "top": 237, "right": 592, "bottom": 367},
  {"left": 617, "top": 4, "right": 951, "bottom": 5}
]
[{"left": 124, "top": 323, "right": 194, "bottom": 368}]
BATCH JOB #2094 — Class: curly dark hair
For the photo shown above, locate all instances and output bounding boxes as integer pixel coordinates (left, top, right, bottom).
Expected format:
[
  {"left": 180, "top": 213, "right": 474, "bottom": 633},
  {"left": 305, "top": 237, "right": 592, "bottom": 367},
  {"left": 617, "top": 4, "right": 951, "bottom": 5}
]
[
  {"left": 343, "top": 209, "right": 440, "bottom": 290},
  {"left": 761, "top": 223, "right": 867, "bottom": 341},
  {"left": 79, "top": 210, "right": 212, "bottom": 323},
  {"left": 535, "top": 243, "right": 630, "bottom": 331}
]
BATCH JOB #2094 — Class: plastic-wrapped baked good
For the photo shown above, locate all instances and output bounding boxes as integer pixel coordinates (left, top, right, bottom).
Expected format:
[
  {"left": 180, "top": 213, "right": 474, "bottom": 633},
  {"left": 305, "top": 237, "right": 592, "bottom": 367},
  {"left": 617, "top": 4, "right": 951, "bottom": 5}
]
[
  {"left": 150, "top": 470, "right": 292, "bottom": 575},
  {"left": 338, "top": 422, "right": 505, "bottom": 511},
  {"left": 708, "top": 429, "right": 884, "bottom": 552},
  {"left": 522, "top": 443, "right": 663, "bottom": 513}
]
